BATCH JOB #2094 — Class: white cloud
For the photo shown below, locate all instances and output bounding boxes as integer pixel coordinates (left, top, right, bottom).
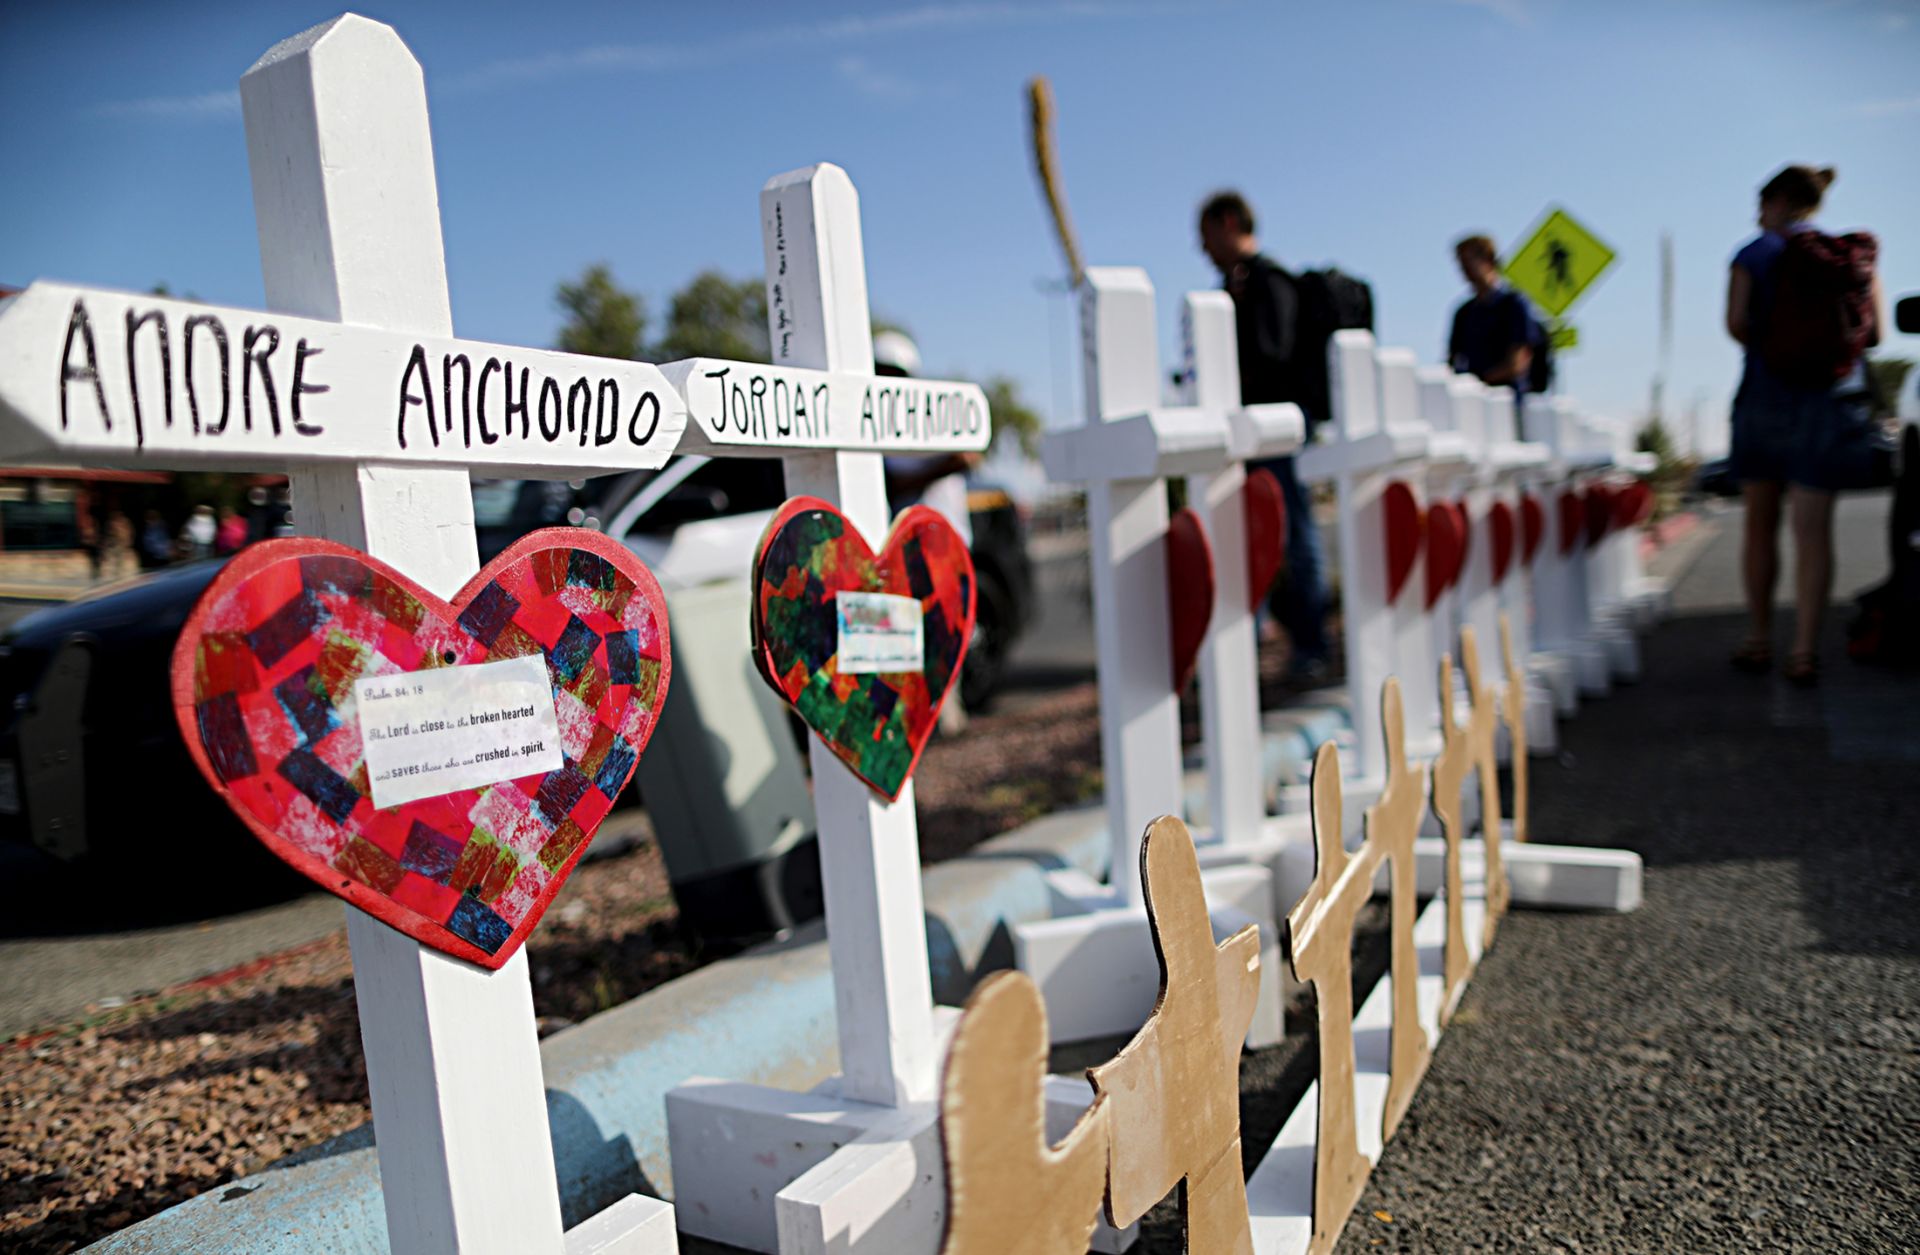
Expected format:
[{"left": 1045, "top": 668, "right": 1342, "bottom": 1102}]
[
  {"left": 834, "top": 55, "right": 933, "bottom": 102},
  {"left": 1853, "top": 94, "right": 1920, "bottom": 116},
  {"left": 90, "top": 89, "right": 240, "bottom": 120},
  {"left": 449, "top": 2, "right": 1185, "bottom": 92},
  {"left": 85, "top": 3, "right": 1188, "bottom": 121}
]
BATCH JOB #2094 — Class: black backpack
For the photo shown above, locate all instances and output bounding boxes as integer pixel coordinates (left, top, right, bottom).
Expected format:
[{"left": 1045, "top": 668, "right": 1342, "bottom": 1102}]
[
  {"left": 1526, "top": 307, "right": 1555, "bottom": 395},
  {"left": 1293, "top": 267, "right": 1374, "bottom": 426}
]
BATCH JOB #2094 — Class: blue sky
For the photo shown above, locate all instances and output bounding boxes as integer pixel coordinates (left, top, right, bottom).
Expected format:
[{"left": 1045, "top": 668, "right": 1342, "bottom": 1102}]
[{"left": 4, "top": 0, "right": 1917, "bottom": 461}]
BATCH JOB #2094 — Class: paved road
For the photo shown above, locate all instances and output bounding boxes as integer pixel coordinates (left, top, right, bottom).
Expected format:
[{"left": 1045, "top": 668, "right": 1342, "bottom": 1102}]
[{"left": 1313, "top": 491, "right": 1918, "bottom": 1252}]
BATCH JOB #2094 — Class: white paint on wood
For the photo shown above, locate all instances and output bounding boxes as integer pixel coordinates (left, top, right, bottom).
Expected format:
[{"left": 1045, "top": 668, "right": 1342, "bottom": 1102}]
[
  {"left": 1011, "top": 864, "right": 1282, "bottom": 1048},
  {"left": 241, "top": 18, "right": 576, "bottom": 1255},
  {"left": 660, "top": 358, "right": 987, "bottom": 455},
  {"left": 0, "top": 281, "right": 685, "bottom": 476},
  {"left": 1410, "top": 837, "right": 1643, "bottom": 911},
  {"left": 563, "top": 1195, "right": 680, "bottom": 1255},
  {"left": 757, "top": 164, "right": 938, "bottom": 1111},
  {"left": 1077, "top": 267, "right": 1187, "bottom": 906}
]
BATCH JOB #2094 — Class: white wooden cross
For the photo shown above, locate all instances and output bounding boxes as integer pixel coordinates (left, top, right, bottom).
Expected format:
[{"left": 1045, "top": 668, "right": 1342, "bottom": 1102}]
[
  {"left": 1285, "top": 332, "right": 1459, "bottom": 820},
  {"left": 1010, "top": 266, "right": 1284, "bottom": 1050},
  {"left": 657, "top": 163, "right": 996, "bottom": 1255},
  {"left": 1520, "top": 394, "right": 1624, "bottom": 697},
  {"left": 1177, "top": 291, "right": 1318, "bottom": 916},
  {"left": 0, "top": 15, "right": 685, "bottom": 1254}
]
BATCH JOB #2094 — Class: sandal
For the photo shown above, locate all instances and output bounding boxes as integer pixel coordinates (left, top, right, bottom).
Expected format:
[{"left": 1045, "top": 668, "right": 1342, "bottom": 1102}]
[
  {"left": 1783, "top": 651, "right": 1820, "bottom": 688},
  {"left": 1729, "top": 639, "right": 1772, "bottom": 674}
]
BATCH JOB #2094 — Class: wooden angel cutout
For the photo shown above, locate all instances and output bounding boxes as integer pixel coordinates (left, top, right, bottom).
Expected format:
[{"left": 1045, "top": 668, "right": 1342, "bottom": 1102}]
[
  {"left": 1497, "top": 613, "right": 1529, "bottom": 846},
  {"left": 1459, "top": 626, "right": 1511, "bottom": 943},
  {"left": 1090, "top": 815, "right": 1258, "bottom": 1255},
  {"left": 940, "top": 971, "right": 1111, "bottom": 1255},
  {"left": 1285, "top": 742, "right": 1376, "bottom": 1255},
  {"left": 1429, "top": 651, "right": 1474, "bottom": 1016},
  {"left": 1366, "top": 679, "right": 1432, "bottom": 1141}
]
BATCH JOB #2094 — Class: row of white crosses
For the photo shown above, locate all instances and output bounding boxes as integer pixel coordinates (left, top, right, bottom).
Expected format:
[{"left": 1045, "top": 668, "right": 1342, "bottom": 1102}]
[{"left": 1008, "top": 269, "right": 1296, "bottom": 1056}]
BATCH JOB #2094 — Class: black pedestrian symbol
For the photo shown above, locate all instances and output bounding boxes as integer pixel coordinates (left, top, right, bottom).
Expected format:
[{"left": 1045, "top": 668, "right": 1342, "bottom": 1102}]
[{"left": 1545, "top": 239, "right": 1574, "bottom": 291}]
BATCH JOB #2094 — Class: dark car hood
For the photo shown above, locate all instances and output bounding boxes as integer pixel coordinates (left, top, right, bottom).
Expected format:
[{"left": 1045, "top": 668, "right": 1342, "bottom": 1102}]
[{"left": 1, "top": 560, "right": 228, "bottom": 654}]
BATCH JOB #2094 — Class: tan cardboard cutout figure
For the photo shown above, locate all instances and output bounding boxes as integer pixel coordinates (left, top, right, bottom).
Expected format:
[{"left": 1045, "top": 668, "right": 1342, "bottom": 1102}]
[
  {"left": 1429, "top": 652, "right": 1474, "bottom": 1016},
  {"left": 940, "top": 971, "right": 1111, "bottom": 1255},
  {"left": 1497, "top": 613, "right": 1529, "bottom": 846},
  {"left": 1367, "top": 680, "right": 1432, "bottom": 1141},
  {"left": 1285, "top": 742, "right": 1379, "bottom": 1255},
  {"left": 1459, "top": 626, "right": 1511, "bottom": 945},
  {"left": 1089, "top": 815, "right": 1258, "bottom": 1255}
]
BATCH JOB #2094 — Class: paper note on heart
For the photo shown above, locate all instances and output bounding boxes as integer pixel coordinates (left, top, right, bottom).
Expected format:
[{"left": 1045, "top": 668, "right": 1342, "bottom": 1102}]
[
  {"left": 751, "top": 497, "right": 974, "bottom": 801},
  {"left": 171, "top": 529, "right": 670, "bottom": 969},
  {"left": 1166, "top": 506, "right": 1215, "bottom": 693},
  {"left": 1243, "top": 467, "right": 1287, "bottom": 614}
]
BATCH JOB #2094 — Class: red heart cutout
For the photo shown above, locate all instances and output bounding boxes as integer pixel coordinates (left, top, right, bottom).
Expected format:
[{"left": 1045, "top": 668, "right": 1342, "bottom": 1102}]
[
  {"left": 1243, "top": 467, "right": 1287, "bottom": 614},
  {"left": 1167, "top": 506, "right": 1217, "bottom": 693},
  {"left": 1383, "top": 480, "right": 1422, "bottom": 605},
  {"left": 172, "top": 530, "right": 670, "bottom": 969},
  {"left": 1520, "top": 494, "right": 1545, "bottom": 565},
  {"left": 1585, "top": 484, "right": 1614, "bottom": 547},
  {"left": 752, "top": 498, "right": 975, "bottom": 801},
  {"left": 1614, "top": 480, "right": 1654, "bottom": 529},
  {"left": 1558, "top": 490, "right": 1585, "bottom": 555},
  {"left": 1488, "top": 500, "right": 1516, "bottom": 584},
  {"left": 1425, "top": 501, "right": 1469, "bottom": 608}
]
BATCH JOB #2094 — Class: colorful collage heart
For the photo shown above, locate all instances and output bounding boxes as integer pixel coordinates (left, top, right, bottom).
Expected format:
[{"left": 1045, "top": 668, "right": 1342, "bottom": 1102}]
[
  {"left": 171, "top": 529, "right": 669, "bottom": 969},
  {"left": 751, "top": 498, "right": 975, "bottom": 801}
]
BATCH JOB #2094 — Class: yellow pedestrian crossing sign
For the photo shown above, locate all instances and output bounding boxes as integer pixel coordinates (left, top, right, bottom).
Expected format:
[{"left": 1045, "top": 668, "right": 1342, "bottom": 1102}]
[{"left": 1503, "top": 206, "right": 1615, "bottom": 318}]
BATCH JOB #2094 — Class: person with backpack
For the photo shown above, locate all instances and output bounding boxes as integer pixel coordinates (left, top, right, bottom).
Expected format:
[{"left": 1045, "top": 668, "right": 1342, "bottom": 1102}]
[
  {"left": 1199, "top": 190, "right": 1372, "bottom": 685},
  {"left": 1725, "top": 164, "right": 1884, "bottom": 686},
  {"left": 1447, "top": 234, "right": 1548, "bottom": 397}
]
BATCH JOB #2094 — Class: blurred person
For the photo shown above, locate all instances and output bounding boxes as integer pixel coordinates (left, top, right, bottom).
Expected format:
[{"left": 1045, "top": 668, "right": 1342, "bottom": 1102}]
[
  {"left": 215, "top": 505, "right": 248, "bottom": 556},
  {"left": 181, "top": 503, "right": 217, "bottom": 560},
  {"left": 1725, "top": 164, "right": 1883, "bottom": 686},
  {"left": 877, "top": 330, "right": 977, "bottom": 546},
  {"left": 1198, "top": 190, "right": 1330, "bottom": 682},
  {"left": 139, "top": 510, "right": 172, "bottom": 569},
  {"left": 1447, "top": 234, "right": 1539, "bottom": 394}
]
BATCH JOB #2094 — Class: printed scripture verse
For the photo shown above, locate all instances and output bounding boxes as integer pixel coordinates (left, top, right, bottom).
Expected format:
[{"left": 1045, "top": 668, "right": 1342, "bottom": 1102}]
[{"left": 355, "top": 655, "right": 563, "bottom": 809}]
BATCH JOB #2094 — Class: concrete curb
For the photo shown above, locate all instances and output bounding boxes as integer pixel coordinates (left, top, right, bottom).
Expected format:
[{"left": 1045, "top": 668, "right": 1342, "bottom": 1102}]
[{"left": 85, "top": 712, "right": 1344, "bottom": 1252}]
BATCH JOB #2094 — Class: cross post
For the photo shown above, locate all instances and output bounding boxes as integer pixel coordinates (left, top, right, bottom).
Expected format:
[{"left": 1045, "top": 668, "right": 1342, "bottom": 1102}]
[{"left": 1180, "top": 292, "right": 1304, "bottom": 852}]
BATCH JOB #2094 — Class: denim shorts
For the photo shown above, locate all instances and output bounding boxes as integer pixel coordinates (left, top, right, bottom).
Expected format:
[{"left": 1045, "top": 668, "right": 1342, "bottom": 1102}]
[{"left": 1729, "top": 369, "right": 1869, "bottom": 491}]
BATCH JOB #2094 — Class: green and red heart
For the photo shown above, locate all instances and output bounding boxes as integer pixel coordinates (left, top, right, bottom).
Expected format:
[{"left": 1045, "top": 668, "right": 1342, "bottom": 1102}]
[
  {"left": 171, "top": 529, "right": 670, "bottom": 969},
  {"left": 751, "top": 498, "right": 975, "bottom": 801}
]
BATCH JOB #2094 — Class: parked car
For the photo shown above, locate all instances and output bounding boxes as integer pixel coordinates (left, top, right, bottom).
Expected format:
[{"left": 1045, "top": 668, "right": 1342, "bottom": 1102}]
[{"left": 0, "top": 462, "right": 1033, "bottom": 895}]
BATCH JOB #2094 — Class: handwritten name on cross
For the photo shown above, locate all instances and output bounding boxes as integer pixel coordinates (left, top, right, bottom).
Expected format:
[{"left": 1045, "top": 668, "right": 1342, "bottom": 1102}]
[
  {"left": 0, "top": 282, "right": 686, "bottom": 477},
  {"left": 1459, "top": 626, "right": 1512, "bottom": 939},
  {"left": 1431, "top": 652, "right": 1475, "bottom": 1013},
  {"left": 1366, "top": 680, "right": 1432, "bottom": 1141},
  {"left": 1089, "top": 816, "right": 1258, "bottom": 1253},
  {"left": 1499, "top": 613, "right": 1531, "bottom": 846},
  {"left": 1286, "top": 743, "right": 1379, "bottom": 1254},
  {"left": 939, "top": 972, "right": 1110, "bottom": 1255}
]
